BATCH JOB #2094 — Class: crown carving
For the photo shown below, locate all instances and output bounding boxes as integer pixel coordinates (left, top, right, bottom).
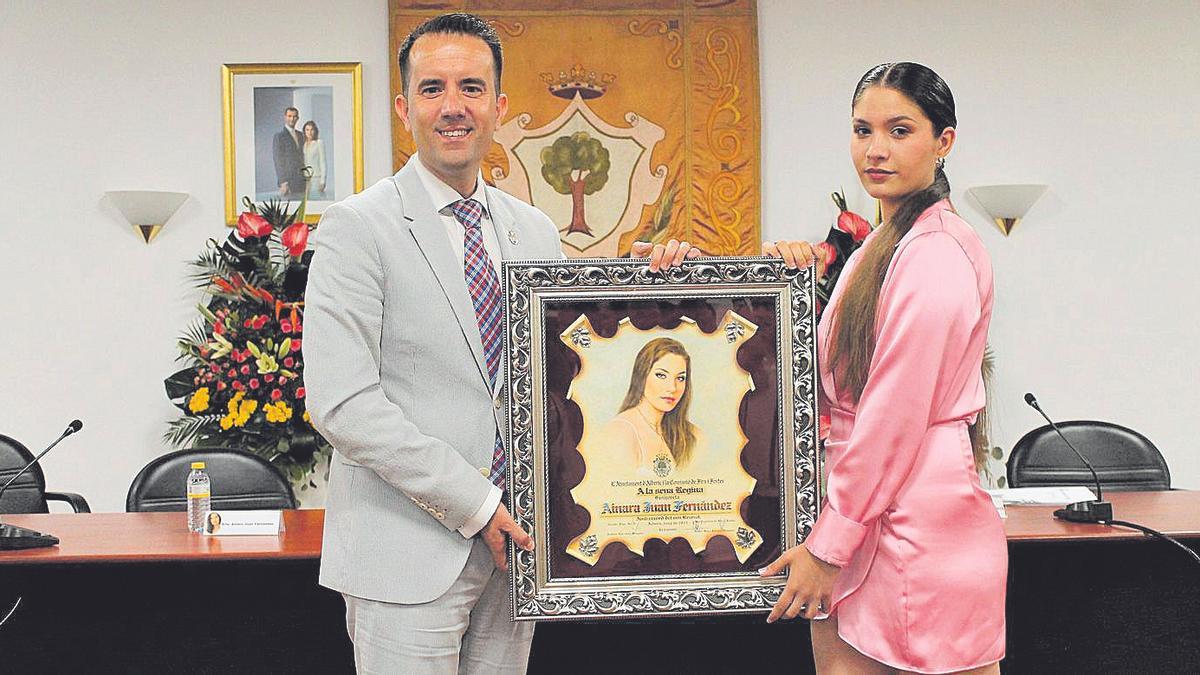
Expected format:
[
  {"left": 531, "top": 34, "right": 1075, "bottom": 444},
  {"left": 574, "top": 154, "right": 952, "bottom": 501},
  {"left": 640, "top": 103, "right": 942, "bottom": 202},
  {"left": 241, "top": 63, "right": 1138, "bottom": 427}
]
[{"left": 540, "top": 64, "right": 615, "bottom": 100}]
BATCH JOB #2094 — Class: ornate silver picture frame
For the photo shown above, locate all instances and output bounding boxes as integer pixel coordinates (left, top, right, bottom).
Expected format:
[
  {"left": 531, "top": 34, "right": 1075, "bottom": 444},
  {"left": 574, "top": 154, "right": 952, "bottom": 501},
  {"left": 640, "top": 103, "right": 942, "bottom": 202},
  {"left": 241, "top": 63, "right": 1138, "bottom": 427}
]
[{"left": 503, "top": 258, "right": 821, "bottom": 620}]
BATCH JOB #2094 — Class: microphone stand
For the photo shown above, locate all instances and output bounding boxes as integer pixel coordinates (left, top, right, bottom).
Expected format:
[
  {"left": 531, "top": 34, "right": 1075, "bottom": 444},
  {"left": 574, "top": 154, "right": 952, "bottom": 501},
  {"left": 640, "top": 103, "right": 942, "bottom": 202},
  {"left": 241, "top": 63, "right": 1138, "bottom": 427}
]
[
  {"left": 1023, "top": 394, "right": 1112, "bottom": 523},
  {"left": 0, "top": 422, "right": 82, "bottom": 550}
]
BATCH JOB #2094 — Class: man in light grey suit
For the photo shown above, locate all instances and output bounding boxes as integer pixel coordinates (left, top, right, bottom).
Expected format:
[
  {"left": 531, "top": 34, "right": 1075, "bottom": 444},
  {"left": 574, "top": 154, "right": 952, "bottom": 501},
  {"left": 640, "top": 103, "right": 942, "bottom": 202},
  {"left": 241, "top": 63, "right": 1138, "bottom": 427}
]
[{"left": 304, "top": 13, "right": 698, "bottom": 674}]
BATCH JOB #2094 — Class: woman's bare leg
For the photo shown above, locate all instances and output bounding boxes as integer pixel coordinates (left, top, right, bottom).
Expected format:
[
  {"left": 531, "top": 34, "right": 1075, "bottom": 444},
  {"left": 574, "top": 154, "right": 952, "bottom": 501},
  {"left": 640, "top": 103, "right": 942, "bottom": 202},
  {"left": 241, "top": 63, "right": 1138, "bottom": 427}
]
[
  {"left": 810, "top": 615, "right": 891, "bottom": 674},
  {"left": 813, "top": 615, "right": 1001, "bottom": 675}
]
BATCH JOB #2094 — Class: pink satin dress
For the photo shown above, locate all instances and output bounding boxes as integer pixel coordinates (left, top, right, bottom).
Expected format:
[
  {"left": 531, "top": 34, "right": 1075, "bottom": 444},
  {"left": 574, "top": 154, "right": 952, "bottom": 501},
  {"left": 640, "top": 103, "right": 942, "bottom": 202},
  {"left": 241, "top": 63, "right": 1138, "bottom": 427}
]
[{"left": 804, "top": 200, "right": 1007, "bottom": 672}]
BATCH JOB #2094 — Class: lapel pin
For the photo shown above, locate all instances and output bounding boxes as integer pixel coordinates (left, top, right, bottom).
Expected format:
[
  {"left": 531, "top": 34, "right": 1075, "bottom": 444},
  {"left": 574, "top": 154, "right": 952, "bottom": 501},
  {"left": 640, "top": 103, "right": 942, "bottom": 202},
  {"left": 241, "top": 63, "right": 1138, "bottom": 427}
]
[{"left": 507, "top": 230, "right": 520, "bottom": 246}]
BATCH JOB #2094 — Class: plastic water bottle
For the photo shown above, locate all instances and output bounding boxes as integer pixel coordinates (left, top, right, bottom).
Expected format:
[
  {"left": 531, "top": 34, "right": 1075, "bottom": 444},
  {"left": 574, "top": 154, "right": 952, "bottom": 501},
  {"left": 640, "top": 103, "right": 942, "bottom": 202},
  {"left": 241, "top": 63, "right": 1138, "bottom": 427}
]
[{"left": 187, "top": 461, "right": 211, "bottom": 533}]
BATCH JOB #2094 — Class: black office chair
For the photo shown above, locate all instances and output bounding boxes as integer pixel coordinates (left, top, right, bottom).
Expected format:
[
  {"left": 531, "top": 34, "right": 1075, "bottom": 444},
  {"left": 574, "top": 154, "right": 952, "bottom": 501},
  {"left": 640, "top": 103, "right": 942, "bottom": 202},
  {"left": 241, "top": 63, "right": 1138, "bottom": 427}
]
[
  {"left": 0, "top": 434, "right": 91, "bottom": 513},
  {"left": 1007, "top": 421, "right": 1170, "bottom": 492},
  {"left": 126, "top": 447, "right": 297, "bottom": 512}
]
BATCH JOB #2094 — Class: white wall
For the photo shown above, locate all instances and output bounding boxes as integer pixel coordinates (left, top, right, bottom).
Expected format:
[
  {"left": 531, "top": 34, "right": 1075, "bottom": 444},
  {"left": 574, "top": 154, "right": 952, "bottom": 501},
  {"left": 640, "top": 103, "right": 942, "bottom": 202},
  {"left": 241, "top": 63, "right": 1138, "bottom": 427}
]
[{"left": 2, "top": 1, "right": 1197, "bottom": 511}]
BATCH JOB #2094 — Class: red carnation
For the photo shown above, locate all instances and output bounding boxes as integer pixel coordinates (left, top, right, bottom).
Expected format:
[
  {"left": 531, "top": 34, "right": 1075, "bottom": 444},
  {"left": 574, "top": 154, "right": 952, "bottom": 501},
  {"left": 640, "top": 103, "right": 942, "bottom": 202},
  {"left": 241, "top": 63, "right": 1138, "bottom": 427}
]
[
  {"left": 212, "top": 321, "right": 225, "bottom": 336},
  {"left": 236, "top": 212, "right": 273, "bottom": 239},
  {"left": 228, "top": 369, "right": 238, "bottom": 378},
  {"left": 217, "top": 382, "right": 226, "bottom": 391},
  {"left": 280, "top": 320, "right": 293, "bottom": 333},
  {"left": 270, "top": 388, "right": 283, "bottom": 401},
  {"left": 240, "top": 365, "right": 251, "bottom": 375},
  {"left": 281, "top": 221, "right": 310, "bottom": 258},
  {"left": 232, "top": 381, "right": 245, "bottom": 391},
  {"left": 264, "top": 374, "right": 274, "bottom": 382},
  {"left": 249, "top": 378, "right": 260, "bottom": 389},
  {"left": 291, "top": 340, "right": 302, "bottom": 352},
  {"left": 295, "top": 387, "right": 306, "bottom": 399},
  {"left": 283, "top": 357, "right": 294, "bottom": 368}
]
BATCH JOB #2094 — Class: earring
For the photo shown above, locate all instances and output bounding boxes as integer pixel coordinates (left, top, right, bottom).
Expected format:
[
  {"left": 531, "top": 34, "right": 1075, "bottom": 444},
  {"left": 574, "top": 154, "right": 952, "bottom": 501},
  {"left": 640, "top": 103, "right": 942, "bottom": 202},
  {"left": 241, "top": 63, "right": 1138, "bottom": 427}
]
[{"left": 936, "top": 157, "right": 946, "bottom": 170}]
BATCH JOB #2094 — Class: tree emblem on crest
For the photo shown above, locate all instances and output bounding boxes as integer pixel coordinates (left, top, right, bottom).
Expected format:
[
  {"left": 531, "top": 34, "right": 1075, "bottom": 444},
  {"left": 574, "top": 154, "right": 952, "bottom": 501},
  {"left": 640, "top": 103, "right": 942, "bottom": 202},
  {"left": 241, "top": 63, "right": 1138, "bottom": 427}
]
[{"left": 541, "top": 132, "right": 611, "bottom": 236}]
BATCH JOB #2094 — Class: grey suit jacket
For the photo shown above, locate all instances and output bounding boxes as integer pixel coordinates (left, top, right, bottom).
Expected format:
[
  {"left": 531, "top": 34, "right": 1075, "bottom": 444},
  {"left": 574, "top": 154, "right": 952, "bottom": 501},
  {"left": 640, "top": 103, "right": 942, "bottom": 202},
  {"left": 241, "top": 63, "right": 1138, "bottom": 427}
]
[{"left": 304, "top": 160, "right": 562, "bottom": 604}]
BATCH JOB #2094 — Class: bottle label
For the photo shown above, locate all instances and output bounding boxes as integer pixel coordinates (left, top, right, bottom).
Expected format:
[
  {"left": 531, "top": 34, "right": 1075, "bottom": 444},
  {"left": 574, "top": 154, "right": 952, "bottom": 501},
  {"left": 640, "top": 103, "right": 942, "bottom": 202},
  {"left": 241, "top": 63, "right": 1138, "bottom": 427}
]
[{"left": 188, "top": 490, "right": 211, "bottom": 498}]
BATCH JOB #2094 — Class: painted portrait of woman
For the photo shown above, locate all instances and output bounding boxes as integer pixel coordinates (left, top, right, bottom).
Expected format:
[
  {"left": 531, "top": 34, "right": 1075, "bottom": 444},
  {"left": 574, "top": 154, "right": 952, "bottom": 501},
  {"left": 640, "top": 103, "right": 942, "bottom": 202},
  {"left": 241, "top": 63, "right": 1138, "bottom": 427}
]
[{"left": 602, "top": 337, "right": 703, "bottom": 476}]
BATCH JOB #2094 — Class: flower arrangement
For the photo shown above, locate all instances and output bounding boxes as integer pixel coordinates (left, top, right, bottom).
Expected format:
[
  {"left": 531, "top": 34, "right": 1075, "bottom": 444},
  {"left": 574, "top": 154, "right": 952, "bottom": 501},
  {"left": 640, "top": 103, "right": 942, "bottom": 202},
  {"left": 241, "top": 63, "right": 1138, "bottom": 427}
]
[
  {"left": 814, "top": 189, "right": 873, "bottom": 319},
  {"left": 163, "top": 197, "right": 328, "bottom": 489}
]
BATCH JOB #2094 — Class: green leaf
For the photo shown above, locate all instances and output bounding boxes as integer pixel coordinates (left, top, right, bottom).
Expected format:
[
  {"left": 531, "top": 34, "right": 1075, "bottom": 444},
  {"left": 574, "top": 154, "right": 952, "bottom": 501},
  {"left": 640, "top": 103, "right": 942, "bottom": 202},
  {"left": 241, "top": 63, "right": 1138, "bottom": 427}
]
[{"left": 163, "top": 414, "right": 222, "bottom": 447}]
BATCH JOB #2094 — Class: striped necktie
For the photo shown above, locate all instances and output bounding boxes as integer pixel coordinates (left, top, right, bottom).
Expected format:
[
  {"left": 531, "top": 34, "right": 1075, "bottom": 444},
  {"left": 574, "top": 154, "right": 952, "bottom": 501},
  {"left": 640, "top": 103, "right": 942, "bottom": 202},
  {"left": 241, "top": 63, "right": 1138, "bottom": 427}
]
[{"left": 450, "top": 198, "right": 506, "bottom": 487}]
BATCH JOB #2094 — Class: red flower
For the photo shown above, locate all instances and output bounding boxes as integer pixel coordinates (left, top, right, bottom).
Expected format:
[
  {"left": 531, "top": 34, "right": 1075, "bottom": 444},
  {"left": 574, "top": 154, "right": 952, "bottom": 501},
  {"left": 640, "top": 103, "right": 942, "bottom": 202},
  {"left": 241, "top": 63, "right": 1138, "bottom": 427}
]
[
  {"left": 831, "top": 189, "right": 872, "bottom": 241},
  {"left": 236, "top": 212, "right": 273, "bottom": 239},
  {"left": 264, "top": 374, "right": 275, "bottom": 382},
  {"left": 217, "top": 381, "right": 227, "bottom": 391},
  {"left": 295, "top": 387, "right": 306, "bottom": 399},
  {"left": 243, "top": 318, "right": 253, "bottom": 328},
  {"left": 232, "top": 349, "right": 246, "bottom": 363},
  {"left": 228, "top": 369, "right": 238, "bottom": 378},
  {"left": 815, "top": 241, "right": 839, "bottom": 268},
  {"left": 249, "top": 378, "right": 260, "bottom": 389},
  {"left": 252, "top": 315, "right": 268, "bottom": 330},
  {"left": 281, "top": 221, "right": 309, "bottom": 258},
  {"left": 280, "top": 320, "right": 293, "bottom": 333},
  {"left": 283, "top": 357, "right": 294, "bottom": 368},
  {"left": 232, "top": 381, "right": 245, "bottom": 391},
  {"left": 270, "top": 388, "right": 283, "bottom": 401},
  {"left": 291, "top": 340, "right": 302, "bottom": 352},
  {"left": 240, "top": 365, "right": 251, "bottom": 375}
]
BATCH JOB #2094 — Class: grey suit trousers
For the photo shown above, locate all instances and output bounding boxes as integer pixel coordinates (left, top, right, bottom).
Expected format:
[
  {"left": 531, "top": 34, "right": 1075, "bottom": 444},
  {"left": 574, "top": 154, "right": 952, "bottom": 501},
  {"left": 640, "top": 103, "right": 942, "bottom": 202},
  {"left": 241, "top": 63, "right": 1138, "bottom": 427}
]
[{"left": 341, "top": 538, "right": 534, "bottom": 674}]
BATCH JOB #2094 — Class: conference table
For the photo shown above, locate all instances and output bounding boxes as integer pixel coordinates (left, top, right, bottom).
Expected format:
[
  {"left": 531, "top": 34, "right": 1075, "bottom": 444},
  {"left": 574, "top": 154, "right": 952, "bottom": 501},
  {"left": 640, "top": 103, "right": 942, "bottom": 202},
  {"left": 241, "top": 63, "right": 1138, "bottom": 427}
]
[{"left": 1, "top": 491, "right": 1197, "bottom": 673}]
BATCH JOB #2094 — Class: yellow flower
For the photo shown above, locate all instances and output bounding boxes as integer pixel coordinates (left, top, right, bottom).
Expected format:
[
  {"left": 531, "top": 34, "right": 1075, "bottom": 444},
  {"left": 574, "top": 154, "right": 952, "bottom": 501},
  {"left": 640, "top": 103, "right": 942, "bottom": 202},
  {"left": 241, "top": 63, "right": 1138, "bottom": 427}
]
[
  {"left": 188, "top": 387, "right": 210, "bottom": 413},
  {"left": 234, "top": 398, "right": 258, "bottom": 427},
  {"left": 227, "top": 391, "right": 245, "bottom": 414},
  {"left": 219, "top": 415, "right": 234, "bottom": 430},
  {"left": 303, "top": 410, "right": 312, "bottom": 424},
  {"left": 264, "top": 401, "right": 293, "bottom": 423}
]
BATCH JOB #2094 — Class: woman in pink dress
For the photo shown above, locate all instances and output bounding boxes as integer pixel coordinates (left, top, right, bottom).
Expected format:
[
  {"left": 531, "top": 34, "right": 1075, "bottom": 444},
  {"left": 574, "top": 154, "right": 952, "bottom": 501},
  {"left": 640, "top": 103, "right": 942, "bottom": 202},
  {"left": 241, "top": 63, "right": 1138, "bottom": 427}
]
[{"left": 760, "top": 62, "right": 1006, "bottom": 673}]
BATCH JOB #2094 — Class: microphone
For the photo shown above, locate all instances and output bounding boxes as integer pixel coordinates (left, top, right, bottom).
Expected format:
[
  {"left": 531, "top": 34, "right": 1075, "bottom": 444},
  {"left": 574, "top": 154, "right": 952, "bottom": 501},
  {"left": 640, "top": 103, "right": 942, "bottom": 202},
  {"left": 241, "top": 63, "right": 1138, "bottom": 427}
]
[
  {"left": 0, "top": 420, "right": 83, "bottom": 550},
  {"left": 1023, "top": 394, "right": 1112, "bottom": 523}
]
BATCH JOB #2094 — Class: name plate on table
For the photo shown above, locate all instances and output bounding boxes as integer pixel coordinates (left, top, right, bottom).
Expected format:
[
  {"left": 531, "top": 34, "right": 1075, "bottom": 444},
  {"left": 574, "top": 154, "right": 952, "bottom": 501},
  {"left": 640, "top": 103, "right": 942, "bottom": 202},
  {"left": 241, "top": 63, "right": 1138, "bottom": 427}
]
[{"left": 202, "top": 510, "right": 282, "bottom": 536}]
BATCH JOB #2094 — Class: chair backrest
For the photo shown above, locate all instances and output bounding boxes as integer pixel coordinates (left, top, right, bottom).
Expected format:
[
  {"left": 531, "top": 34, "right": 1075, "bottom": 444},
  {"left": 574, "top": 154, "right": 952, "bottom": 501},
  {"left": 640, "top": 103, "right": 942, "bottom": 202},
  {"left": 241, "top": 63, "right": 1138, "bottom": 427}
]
[
  {"left": 0, "top": 434, "right": 49, "bottom": 514},
  {"left": 1007, "top": 421, "right": 1170, "bottom": 492},
  {"left": 127, "top": 447, "right": 297, "bottom": 512}
]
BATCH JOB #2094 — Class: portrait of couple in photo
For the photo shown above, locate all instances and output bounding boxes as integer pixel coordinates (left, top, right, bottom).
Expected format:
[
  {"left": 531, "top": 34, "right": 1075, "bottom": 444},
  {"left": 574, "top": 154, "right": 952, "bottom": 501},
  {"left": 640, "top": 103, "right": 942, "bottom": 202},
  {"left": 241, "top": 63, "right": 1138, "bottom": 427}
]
[{"left": 272, "top": 105, "right": 327, "bottom": 201}]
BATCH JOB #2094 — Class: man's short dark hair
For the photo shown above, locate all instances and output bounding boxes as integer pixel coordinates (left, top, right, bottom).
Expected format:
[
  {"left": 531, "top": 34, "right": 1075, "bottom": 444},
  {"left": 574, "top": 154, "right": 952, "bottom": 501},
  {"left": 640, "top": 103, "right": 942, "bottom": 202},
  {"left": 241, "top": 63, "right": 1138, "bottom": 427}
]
[
  {"left": 398, "top": 13, "right": 503, "bottom": 96},
  {"left": 284, "top": 107, "right": 299, "bottom": 115}
]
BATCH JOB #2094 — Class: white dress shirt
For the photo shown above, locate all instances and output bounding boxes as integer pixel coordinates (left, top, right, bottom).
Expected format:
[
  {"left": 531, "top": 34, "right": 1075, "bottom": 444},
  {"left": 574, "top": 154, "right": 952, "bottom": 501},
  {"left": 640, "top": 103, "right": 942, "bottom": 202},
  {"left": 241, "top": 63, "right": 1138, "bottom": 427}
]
[{"left": 411, "top": 155, "right": 503, "bottom": 538}]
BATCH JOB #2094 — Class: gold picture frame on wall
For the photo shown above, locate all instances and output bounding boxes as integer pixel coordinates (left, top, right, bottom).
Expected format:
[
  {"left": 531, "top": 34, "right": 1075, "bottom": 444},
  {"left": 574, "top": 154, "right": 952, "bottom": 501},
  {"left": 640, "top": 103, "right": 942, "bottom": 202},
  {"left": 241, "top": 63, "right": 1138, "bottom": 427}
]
[{"left": 221, "top": 62, "right": 364, "bottom": 225}]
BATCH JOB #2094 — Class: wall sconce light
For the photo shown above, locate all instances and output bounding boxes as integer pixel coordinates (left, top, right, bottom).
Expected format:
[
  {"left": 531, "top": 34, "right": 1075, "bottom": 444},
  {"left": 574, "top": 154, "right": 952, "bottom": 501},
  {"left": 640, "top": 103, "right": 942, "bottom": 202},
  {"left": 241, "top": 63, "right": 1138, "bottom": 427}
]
[
  {"left": 966, "top": 184, "right": 1048, "bottom": 236},
  {"left": 105, "top": 190, "right": 189, "bottom": 243}
]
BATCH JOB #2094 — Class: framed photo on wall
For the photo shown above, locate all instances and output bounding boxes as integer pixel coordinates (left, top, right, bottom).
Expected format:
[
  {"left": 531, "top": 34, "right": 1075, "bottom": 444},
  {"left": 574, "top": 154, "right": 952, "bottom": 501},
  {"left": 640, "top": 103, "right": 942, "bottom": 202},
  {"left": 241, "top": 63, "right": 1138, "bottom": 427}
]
[
  {"left": 221, "top": 62, "right": 363, "bottom": 224},
  {"left": 503, "top": 258, "right": 822, "bottom": 620}
]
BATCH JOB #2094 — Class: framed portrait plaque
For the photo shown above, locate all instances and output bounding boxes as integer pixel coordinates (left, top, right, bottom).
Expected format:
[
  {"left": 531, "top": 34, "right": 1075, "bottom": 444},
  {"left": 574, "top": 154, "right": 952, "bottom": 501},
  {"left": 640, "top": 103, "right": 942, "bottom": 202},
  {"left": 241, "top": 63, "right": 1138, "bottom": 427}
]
[{"left": 503, "top": 258, "right": 821, "bottom": 620}]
